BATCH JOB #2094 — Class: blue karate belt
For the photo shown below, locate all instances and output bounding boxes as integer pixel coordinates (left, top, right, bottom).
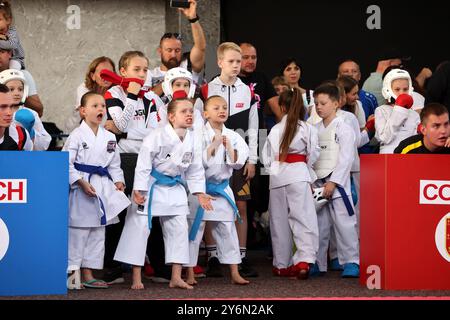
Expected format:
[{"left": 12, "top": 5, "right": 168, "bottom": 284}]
[
  {"left": 189, "top": 179, "right": 241, "bottom": 241},
  {"left": 321, "top": 178, "right": 355, "bottom": 217},
  {"left": 147, "top": 169, "right": 186, "bottom": 230},
  {"left": 350, "top": 175, "right": 358, "bottom": 206},
  {"left": 74, "top": 163, "right": 113, "bottom": 225}
]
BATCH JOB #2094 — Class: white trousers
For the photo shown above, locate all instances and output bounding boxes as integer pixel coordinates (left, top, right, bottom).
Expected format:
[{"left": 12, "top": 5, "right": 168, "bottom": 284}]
[
  {"left": 114, "top": 204, "right": 189, "bottom": 266},
  {"left": 269, "top": 181, "right": 319, "bottom": 269},
  {"left": 68, "top": 226, "right": 105, "bottom": 270},
  {"left": 329, "top": 172, "right": 361, "bottom": 261},
  {"left": 317, "top": 196, "right": 359, "bottom": 272},
  {"left": 186, "top": 220, "right": 241, "bottom": 267}
]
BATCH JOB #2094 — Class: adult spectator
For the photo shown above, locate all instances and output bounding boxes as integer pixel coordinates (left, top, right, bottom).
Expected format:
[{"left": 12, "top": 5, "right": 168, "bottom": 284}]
[
  {"left": 239, "top": 43, "right": 282, "bottom": 125},
  {"left": 65, "top": 56, "right": 116, "bottom": 133},
  {"left": 362, "top": 48, "right": 406, "bottom": 107},
  {"left": 425, "top": 61, "right": 450, "bottom": 114},
  {"left": 338, "top": 60, "right": 378, "bottom": 120},
  {"left": 394, "top": 103, "right": 450, "bottom": 154},
  {"left": 149, "top": 0, "right": 206, "bottom": 96},
  {"left": 238, "top": 42, "right": 278, "bottom": 253},
  {"left": 280, "top": 57, "right": 314, "bottom": 115},
  {"left": 0, "top": 44, "right": 43, "bottom": 117}
]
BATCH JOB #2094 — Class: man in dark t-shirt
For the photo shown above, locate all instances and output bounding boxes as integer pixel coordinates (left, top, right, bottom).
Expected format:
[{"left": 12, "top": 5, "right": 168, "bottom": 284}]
[
  {"left": 238, "top": 42, "right": 282, "bottom": 130},
  {"left": 237, "top": 43, "right": 278, "bottom": 264},
  {"left": 395, "top": 103, "right": 450, "bottom": 154}
]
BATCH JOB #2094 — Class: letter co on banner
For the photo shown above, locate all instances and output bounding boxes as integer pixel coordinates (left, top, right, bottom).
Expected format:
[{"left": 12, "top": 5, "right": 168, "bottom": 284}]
[
  {"left": 420, "top": 180, "right": 450, "bottom": 205},
  {"left": 0, "top": 152, "right": 68, "bottom": 296}
]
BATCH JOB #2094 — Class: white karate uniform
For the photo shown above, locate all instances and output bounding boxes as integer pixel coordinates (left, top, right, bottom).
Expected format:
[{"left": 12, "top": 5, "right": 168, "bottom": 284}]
[
  {"left": 186, "top": 122, "right": 249, "bottom": 267},
  {"left": 63, "top": 121, "right": 130, "bottom": 269},
  {"left": 114, "top": 124, "right": 206, "bottom": 266},
  {"left": 336, "top": 109, "right": 369, "bottom": 231},
  {"left": 262, "top": 116, "right": 320, "bottom": 268},
  {"left": 375, "top": 104, "right": 420, "bottom": 154},
  {"left": 313, "top": 117, "right": 359, "bottom": 272}
]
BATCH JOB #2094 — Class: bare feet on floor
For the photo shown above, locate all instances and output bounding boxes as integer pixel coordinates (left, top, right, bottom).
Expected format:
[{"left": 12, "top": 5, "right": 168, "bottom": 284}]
[
  {"left": 231, "top": 274, "right": 250, "bottom": 285},
  {"left": 170, "top": 278, "right": 194, "bottom": 290},
  {"left": 131, "top": 282, "right": 145, "bottom": 290}
]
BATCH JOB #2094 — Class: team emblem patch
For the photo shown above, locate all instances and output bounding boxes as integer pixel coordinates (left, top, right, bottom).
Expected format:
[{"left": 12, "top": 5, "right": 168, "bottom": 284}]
[
  {"left": 107, "top": 140, "right": 116, "bottom": 153},
  {"left": 182, "top": 152, "right": 193, "bottom": 164},
  {"left": 435, "top": 212, "right": 450, "bottom": 262},
  {"left": 82, "top": 142, "right": 89, "bottom": 150}
]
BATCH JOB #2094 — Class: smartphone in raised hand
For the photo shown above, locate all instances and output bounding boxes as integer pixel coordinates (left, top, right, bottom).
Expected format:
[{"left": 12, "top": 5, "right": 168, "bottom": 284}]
[{"left": 170, "top": 0, "right": 190, "bottom": 9}]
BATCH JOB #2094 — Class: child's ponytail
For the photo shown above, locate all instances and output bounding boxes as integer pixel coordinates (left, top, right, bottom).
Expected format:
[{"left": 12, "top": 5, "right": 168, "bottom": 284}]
[{"left": 279, "top": 88, "right": 305, "bottom": 161}]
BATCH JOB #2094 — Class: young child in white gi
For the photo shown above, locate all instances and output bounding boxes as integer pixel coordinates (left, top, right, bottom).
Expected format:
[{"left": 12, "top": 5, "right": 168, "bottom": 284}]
[
  {"left": 375, "top": 68, "right": 420, "bottom": 154},
  {"left": 311, "top": 82, "right": 360, "bottom": 278},
  {"left": 114, "top": 98, "right": 214, "bottom": 290},
  {"left": 185, "top": 95, "right": 250, "bottom": 286},
  {"left": 262, "top": 88, "right": 320, "bottom": 279},
  {"left": 64, "top": 92, "right": 130, "bottom": 288}
]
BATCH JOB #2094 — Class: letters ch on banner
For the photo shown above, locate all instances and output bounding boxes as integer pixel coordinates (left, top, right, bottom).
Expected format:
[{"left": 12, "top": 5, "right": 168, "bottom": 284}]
[{"left": 0, "top": 179, "right": 27, "bottom": 203}]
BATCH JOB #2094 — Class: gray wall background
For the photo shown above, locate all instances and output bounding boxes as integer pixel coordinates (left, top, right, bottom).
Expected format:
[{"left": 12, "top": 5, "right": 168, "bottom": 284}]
[{"left": 13, "top": 0, "right": 220, "bottom": 132}]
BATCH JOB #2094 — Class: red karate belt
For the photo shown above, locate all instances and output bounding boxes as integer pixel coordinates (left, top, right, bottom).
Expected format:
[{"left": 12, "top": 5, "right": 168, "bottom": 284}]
[
  {"left": 100, "top": 69, "right": 149, "bottom": 98},
  {"left": 283, "top": 154, "right": 307, "bottom": 163}
]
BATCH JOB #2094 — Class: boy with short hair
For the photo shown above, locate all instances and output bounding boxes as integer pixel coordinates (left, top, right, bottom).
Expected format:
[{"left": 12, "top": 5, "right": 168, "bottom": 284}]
[
  {"left": 200, "top": 42, "right": 259, "bottom": 277},
  {"left": 312, "top": 82, "right": 360, "bottom": 278},
  {"left": 395, "top": 103, "right": 450, "bottom": 154}
]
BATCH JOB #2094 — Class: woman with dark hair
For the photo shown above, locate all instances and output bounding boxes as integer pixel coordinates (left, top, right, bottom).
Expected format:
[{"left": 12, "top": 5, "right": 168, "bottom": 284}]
[{"left": 280, "top": 57, "right": 314, "bottom": 119}]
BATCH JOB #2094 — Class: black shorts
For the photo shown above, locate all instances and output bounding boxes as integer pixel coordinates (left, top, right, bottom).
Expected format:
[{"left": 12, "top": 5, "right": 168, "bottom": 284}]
[{"left": 230, "top": 167, "right": 251, "bottom": 201}]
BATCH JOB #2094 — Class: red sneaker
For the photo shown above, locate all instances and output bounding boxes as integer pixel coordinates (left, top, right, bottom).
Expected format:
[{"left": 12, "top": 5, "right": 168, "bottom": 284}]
[
  {"left": 293, "top": 262, "right": 310, "bottom": 280},
  {"left": 272, "top": 266, "right": 298, "bottom": 277},
  {"left": 193, "top": 265, "right": 206, "bottom": 278}
]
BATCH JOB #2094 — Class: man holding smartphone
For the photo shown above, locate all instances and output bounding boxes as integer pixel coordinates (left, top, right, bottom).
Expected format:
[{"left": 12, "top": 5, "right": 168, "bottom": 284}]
[
  {"left": 149, "top": 0, "right": 206, "bottom": 97},
  {"left": 144, "top": 0, "right": 207, "bottom": 283}
]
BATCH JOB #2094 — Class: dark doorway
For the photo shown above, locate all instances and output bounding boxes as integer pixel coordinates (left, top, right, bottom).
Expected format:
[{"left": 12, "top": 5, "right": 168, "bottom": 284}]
[{"left": 222, "top": 0, "right": 450, "bottom": 88}]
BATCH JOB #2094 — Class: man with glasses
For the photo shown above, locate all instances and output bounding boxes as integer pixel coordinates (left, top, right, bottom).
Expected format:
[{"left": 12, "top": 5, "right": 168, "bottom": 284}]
[{"left": 149, "top": 0, "right": 206, "bottom": 96}]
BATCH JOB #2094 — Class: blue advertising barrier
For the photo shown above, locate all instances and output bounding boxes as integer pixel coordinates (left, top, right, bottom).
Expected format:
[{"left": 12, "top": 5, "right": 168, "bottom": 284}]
[{"left": 0, "top": 151, "right": 68, "bottom": 296}]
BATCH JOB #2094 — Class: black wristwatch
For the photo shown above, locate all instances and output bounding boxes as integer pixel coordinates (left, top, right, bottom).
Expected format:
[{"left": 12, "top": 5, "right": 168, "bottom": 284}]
[{"left": 188, "top": 15, "right": 200, "bottom": 23}]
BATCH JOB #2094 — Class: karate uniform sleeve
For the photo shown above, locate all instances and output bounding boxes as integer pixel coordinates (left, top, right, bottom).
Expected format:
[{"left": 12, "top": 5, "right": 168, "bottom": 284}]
[
  {"left": 109, "top": 140, "right": 125, "bottom": 184},
  {"left": 261, "top": 128, "right": 278, "bottom": 169},
  {"left": 126, "top": 127, "right": 153, "bottom": 140},
  {"left": 185, "top": 146, "right": 206, "bottom": 195},
  {"left": 226, "top": 133, "right": 249, "bottom": 170},
  {"left": 329, "top": 123, "right": 355, "bottom": 188},
  {"left": 23, "top": 130, "right": 33, "bottom": 151},
  {"left": 63, "top": 133, "right": 83, "bottom": 186},
  {"left": 157, "top": 105, "right": 168, "bottom": 128},
  {"left": 108, "top": 93, "right": 139, "bottom": 133},
  {"left": 32, "top": 113, "right": 51, "bottom": 151},
  {"left": 305, "top": 124, "right": 320, "bottom": 182},
  {"left": 133, "top": 133, "right": 157, "bottom": 192},
  {"left": 375, "top": 105, "right": 410, "bottom": 145},
  {"left": 359, "top": 130, "right": 370, "bottom": 147},
  {"left": 248, "top": 100, "right": 259, "bottom": 164}
]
